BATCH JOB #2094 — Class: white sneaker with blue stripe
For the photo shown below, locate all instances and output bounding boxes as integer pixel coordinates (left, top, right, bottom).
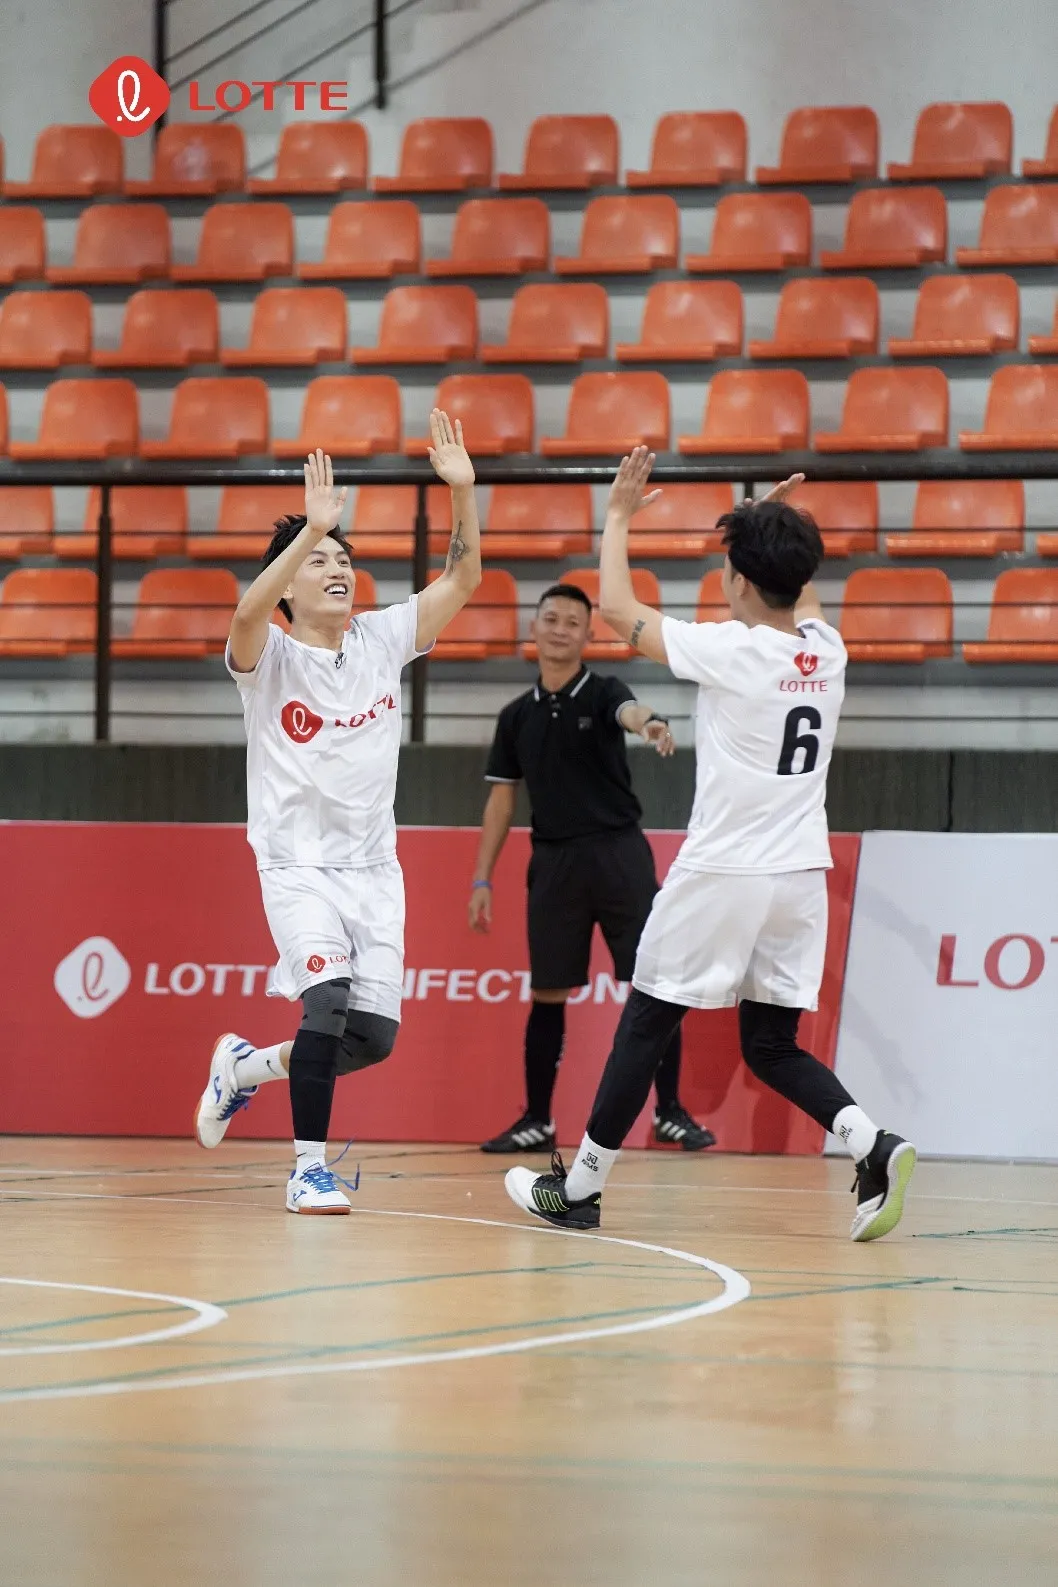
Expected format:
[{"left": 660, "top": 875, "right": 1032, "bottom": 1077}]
[
  {"left": 194, "top": 1032, "right": 257, "bottom": 1149},
  {"left": 285, "top": 1161, "right": 351, "bottom": 1215}
]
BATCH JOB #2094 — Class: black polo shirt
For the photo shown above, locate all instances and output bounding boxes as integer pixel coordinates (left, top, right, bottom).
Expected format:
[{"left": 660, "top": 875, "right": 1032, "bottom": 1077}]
[{"left": 484, "top": 666, "right": 644, "bottom": 843}]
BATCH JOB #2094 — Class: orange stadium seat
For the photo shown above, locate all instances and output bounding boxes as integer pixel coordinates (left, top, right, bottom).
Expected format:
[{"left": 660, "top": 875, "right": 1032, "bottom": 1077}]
[
  {"left": 348, "top": 569, "right": 378, "bottom": 618},
  {"left": 57, "top": 486, "right": 188, "bottom": 561},
  {"left": 482, "top": 283, "right": 608, "bottom": 363},
  {"left": 956, "top": 187, "right": 1058, "bottom": 267},
  {"left": 351, "top": 485, "right": 449, "bottom": 560},
  {"left": 374, "top": 118, "right": 493, "bottom": 193},
  {"left": 9, "top": 378, "right": 137, "bottom": 459},
  {"left": 841, "top": 567, "right": 952, "bottom": 661},
  {"left": 0, "top": 208, "right": 46, "bottom": 283},
  {"left": 889, "top": 275, "right": 1019, "bottom": 357},
  {"left": 426, "top": 198, "right": 550, "bottom": 277},
  {"left": 687, "top": 192, "right": 812, "bottom": 273},
  {"left": 0, "top": 486, "right": 55, "bottom": 560},
  {"left": 561, "top": 568, "right": 661, "bottom": 661},
  {"left": 188, "top": 484, "right": 305, "bottom": 561},
  {"left": 480, "top": 484, "right": 594, "bottom": 559},
  {"left": 886, "top": 480, "right": 1024, "bottom": 559},
  {"left": 888, "top": 102, "right": 1013, "bottom": 180},
  {"left": 5, "top": 126, "right": 122, "bottom": 198},
  {"left": 352, "top": 285, "right": 477, "bottom": 365},
  {"left": 696, "top": 569, "right": 731, "bottom": 623},
  {"left": 430, "top": 568, "right": 518, "bottom": 659},
  {"left": 541, "top": 371, "right": 669, "bottom": 456},
  {"left": 749, "top": 279, "right": 879, "bottom": 359},
  {"left": 963, "top": 570, "right": 1058, "bottom": 663},
  {"left": 0, "top": 568, "right": 97, "bottom": 657},
  {"left": 555, "top": 195, "right": 679, "bottom": 274},
  {"left": 786, "top": 480, "right": 879, "bottom": 556},
  {"left": 815, "top": 368, "right": 948, "bottom": 452},
  {"left": 627, "top": 112, "right": 747, "bottom": 187},
  {"left": 46, "top": 204, "right": 169, "bottom": 285},
  {"left": 405, "top": 375, "right": 533, "bottom": 457},
  {"left": 617, "top": 281, "right": 742, "bottom": 361},
  {"left": 679, "top": 371, "right": 810, "bottom": 455},
  {"left": 172, "top": 204, "right": 293, "bottom": 283},
  {"left": 126, "top": 124, "right": 245, "bottom": 196},
  {"left": 249, "top": 121, "right": 369, "bottom": 194},
  {"left": 93, "top": 289, "right": 219, "bottom": 368},
  {"left": 0, "top": 291, "right": 91, "bottom": 368},
  {"left": 140, "top": 377, "right": 269, "bottom": 458},
  {"left": 821, "top": 186, "right": 946, "bottom": 270},
  {"left": 960, "top": 366, "right": 1058, "bottom": 450},
  {"left": 756, "top": 106, "right": 879, "bottom": 184},
  {"left": 222, "top": 287, "right": 346, "bottom": 366},
  {"left": 1023, "top": 108, "right": 1058, "bottom": 178},
  {"left": 112, "top": 569, "right": 239, "bottom": 659},
  {"left": 499, "top": 115, "right": 618, "bottom": 190},
  {"left": 626, "top": 483, "right": 734, "bottom": 558},
  {"left": 274, "top": 376, "right": 402, "bottom": 458},
  {"left": 298, "top": 201, "right": 420, "bottom": 280},
  {"left": 1029, "top": 298, "right": 1058, "bottom": 356}
]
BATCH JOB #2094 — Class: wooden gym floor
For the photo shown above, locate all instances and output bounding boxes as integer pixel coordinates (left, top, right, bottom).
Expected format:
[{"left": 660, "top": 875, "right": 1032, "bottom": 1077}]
[{"left": 0, "top": 1139, "right": 1055, "bottom": 1587}]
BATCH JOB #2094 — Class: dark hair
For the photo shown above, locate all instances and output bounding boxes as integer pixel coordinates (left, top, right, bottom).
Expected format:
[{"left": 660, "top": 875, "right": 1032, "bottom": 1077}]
[
  {"left": 717, "top": 501, "right": 823, "bottom": 611},
  {"left": 536, "top": 582, "right": 593, "bottom": 617},
  {"left": 262, "top": 514, "right": 354, "bottom": 621}
]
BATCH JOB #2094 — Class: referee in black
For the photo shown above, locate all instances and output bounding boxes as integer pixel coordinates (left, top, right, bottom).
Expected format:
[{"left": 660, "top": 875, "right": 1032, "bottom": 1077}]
[{"left": 468, "top": 582, "right": 715, "bottom": 1154}]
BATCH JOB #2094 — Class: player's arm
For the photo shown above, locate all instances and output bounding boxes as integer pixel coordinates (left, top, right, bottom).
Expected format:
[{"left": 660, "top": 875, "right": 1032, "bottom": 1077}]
[
  {"left": 615, "top": 700, "right": 676, "bottom": 757},
  {"left": 415, "top": 409, "right": 482, "bottom": 652},
  {"left": 598, "top": 447, "right": 668, "bottom": 663},
  {"left": 468, "top": 782, "right": 518, "bottom": 931},
  {"left": 228, "top": 448, "right": 347, "bottom": 672}
]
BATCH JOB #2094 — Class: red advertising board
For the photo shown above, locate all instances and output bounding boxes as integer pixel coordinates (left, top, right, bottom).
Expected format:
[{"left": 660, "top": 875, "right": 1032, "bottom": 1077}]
[{"left": 0, "top": 823, "right": 859, "bottom": 1151}]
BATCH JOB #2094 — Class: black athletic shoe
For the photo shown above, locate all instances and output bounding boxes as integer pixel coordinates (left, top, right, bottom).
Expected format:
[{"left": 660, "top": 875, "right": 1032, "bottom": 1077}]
[
  {"left": 653, "top": 1104, "right": 717, "bottom": 1152},
  {"left": 850, "top": 1130, "right": 917, "bottom": 1242},
  {"left": 504, "top": 1149, "right": 602, "bottom": 1231},
  {"left": 480, "top": 1112, "right": 556, "bottom": 1154}
]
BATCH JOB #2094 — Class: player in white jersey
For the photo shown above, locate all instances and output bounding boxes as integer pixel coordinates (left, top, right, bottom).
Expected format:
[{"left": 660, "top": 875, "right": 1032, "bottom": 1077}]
[
  {"left": 506, "top": 449, "right": 916, "bottom": 1243},
  {"left": 194, "top": 412, "right": 481, "bottom": 1213}
]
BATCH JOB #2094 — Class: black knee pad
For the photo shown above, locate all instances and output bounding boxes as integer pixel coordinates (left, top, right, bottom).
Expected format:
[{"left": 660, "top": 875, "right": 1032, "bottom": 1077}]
[
  {"left": 337, "top": 1011, "right": 399, "bottom": 1075},
  {"left": 738, "top": 1000, "right": 803, "bottom": 1079},
  {"left": 299, "top": 978, "right": 351, "bottom": 1039}
]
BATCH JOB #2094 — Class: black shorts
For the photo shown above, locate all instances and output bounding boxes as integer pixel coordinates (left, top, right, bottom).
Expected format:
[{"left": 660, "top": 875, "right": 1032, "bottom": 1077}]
[{"left": 527, "top": 827, "right": 659, "bottom": 991}]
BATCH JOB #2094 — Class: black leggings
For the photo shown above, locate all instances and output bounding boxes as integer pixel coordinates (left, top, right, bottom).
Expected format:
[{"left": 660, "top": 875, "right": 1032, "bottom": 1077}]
[{"left": 587, "top": 990, "right": 855, "bottom": 1151}]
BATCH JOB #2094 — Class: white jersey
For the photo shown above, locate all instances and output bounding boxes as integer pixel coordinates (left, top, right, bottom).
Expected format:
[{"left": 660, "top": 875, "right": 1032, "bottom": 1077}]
[
  {"left": 661, "top": 614, "right": 846, "bottom": 874},
  {"left": 227, "top": 598, "right": 424, "bottom": 870}
]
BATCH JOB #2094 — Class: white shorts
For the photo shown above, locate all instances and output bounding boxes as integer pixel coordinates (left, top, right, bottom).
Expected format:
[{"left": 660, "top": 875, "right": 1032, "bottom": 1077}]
[
  {"left": 632, "top": 866, "right": 828, "bottom": 1012},
  {"left": 259, "top": 860, "right": 406, "bottom": 1022}
]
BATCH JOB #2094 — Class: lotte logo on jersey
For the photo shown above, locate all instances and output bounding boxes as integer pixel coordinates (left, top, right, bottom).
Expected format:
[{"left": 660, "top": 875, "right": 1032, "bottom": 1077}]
[
  {"left": 281, "top": 701, "right": 324, "bottom": 743},
  {"left": 794, "top": 652, "right": 819, "bottom": 677}
]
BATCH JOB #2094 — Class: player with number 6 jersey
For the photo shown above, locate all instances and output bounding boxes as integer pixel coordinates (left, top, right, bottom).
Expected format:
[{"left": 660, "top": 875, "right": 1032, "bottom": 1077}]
[{"left": 505, "top": 452, "right": 916, "bottom": 1245}]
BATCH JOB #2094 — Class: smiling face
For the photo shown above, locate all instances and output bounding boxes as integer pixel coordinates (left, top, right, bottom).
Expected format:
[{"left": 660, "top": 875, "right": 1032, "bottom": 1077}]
[
  {"left": 530, "top": 594, "right": 591, "bottom": 668},
  {"left": 285, "top": 534, "right": 355, "bottom": 629}
]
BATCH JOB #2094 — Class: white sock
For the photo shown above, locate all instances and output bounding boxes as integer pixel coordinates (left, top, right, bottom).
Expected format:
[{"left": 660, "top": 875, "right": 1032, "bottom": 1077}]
[
  {"left": 831, "top": 1105, "right": 879, "bottom": 1163},
  {"left": 233, "top": 1043, "right": 288, "bottom": 1088},
  {"left": 294, "top": 1139, "right": 327, "bottom": 1173},
  {"left": 563, "top": 1133, "right": 619, "bottom": 1202}
]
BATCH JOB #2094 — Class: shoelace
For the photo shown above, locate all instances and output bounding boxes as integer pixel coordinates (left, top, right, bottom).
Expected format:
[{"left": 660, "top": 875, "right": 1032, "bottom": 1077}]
[
  {"left": 301, "top": 1163, "right": 343, "bottom": 1195},
  {"left": 329, "top": 1139, "right": 361, "bottom": 1194},
  {"left": 218, "top": 1091, "right": 253, "bottom": 1123}
]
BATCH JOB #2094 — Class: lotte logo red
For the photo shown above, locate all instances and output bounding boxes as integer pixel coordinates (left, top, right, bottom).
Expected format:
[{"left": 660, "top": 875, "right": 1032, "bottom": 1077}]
[
  {"left": 794, "top": 652, "right": 819, "bottom": 678},
  {"left": 89, "top": 57, "right": 170, "bottom": 138},
  {"left": 281, "top": 701, "right": 324, "bottom": 743}
]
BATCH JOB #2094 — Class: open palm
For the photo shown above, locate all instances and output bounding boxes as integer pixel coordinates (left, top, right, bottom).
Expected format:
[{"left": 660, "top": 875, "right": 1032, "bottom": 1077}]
[
  {"left": 428, "top": 409, "right": 475, "bottom": 487},
  {"left": 304, "top": 447, "right": 348, "bottom": 536}
]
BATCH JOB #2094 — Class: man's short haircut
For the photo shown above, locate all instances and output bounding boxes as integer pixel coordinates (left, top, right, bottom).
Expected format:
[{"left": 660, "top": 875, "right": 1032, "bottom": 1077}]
[
  {"left": 262, "top": 514, "right": 353, "bottom": 621},
  {"left": 717, "top": 500, "right": 824, "bottom": 611},
  {"left": 536, "top": 582, "right": 592, "bottom": 618}
]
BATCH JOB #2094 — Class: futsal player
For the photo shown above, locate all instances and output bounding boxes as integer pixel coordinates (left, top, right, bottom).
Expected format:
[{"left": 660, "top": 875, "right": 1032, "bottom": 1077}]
[
  {"left": 470, "top": 582, "right": 715, "bottom": 1155},
  {"left": 505, "top": 450, "right": 916, "bottom": 1243},
  {"left": 194, "top": 412, "right": 480, "bottom": 1214}
]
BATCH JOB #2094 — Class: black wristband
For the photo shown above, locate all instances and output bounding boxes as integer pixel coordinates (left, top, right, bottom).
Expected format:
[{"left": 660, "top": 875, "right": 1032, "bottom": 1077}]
[{"left": 646, "top": 713, "right": 670, "bottom": 726}]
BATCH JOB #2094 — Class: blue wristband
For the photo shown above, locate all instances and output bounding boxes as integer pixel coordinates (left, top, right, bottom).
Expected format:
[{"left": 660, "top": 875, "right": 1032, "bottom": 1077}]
[{"left": 472, "top": 879, "right": 492, "bottom": 889}]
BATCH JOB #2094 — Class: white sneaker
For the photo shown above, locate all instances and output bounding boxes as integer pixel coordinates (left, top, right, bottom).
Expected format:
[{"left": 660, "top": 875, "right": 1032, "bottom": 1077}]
[
  {"left": 194, "top": 1032, "right": 257, "bottom": 1149},
  {"left": 286, "top": 1162, "right": 351, "bottom": 1216}
]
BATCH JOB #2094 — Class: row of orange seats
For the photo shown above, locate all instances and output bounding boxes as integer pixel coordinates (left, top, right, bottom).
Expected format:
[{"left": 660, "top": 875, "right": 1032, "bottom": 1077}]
[
  {"left": 0, "top": 480, "right": 1045, "bottom": 564},
  {"left": 4, "top": 564, "right": 1058, "bottom": 667},
  {"left": 1, "top": 279, "right": 1056, "bottom": 372},
  {"left": 6, "top": 187, "right": 1058, "bottom": 287},
  {"left": 3, "top": 367, "right": 1058, "bottom": 459},
  {"left": 3, "top": 104, "right": 1058, "bottom": 200}
]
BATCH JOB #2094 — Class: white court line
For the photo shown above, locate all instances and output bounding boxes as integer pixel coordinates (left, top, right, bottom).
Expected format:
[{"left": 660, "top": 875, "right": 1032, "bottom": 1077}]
[
  {"left": 0, "top": 1278, "right": 227, "bottom": 1357},
  {"left": 0, "top": 1209, "right": 749, "bottom": 1405}
]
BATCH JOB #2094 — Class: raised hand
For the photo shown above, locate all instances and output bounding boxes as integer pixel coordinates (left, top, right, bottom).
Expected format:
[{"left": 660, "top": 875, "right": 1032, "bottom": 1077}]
[
  {"left": 303, "top": 448, "right": 348, "bottom": 537},
  {"left": 755, "top": 472, "right": 806, "bottom": 506},
  {"left": 428, "top": 409, "right": 475, "bottom": 488},
  {"left": 607, "top": 446, "right": 662, "bottom": 520}
]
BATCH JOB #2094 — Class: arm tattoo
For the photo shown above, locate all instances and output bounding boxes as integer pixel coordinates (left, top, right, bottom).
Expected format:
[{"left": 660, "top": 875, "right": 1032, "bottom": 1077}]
[
  {"left": 629, "top": 619, "right": 646, "bottom": 650},
  {"left": 446, "top": 520, "right": 468, "bottom": 568}
]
